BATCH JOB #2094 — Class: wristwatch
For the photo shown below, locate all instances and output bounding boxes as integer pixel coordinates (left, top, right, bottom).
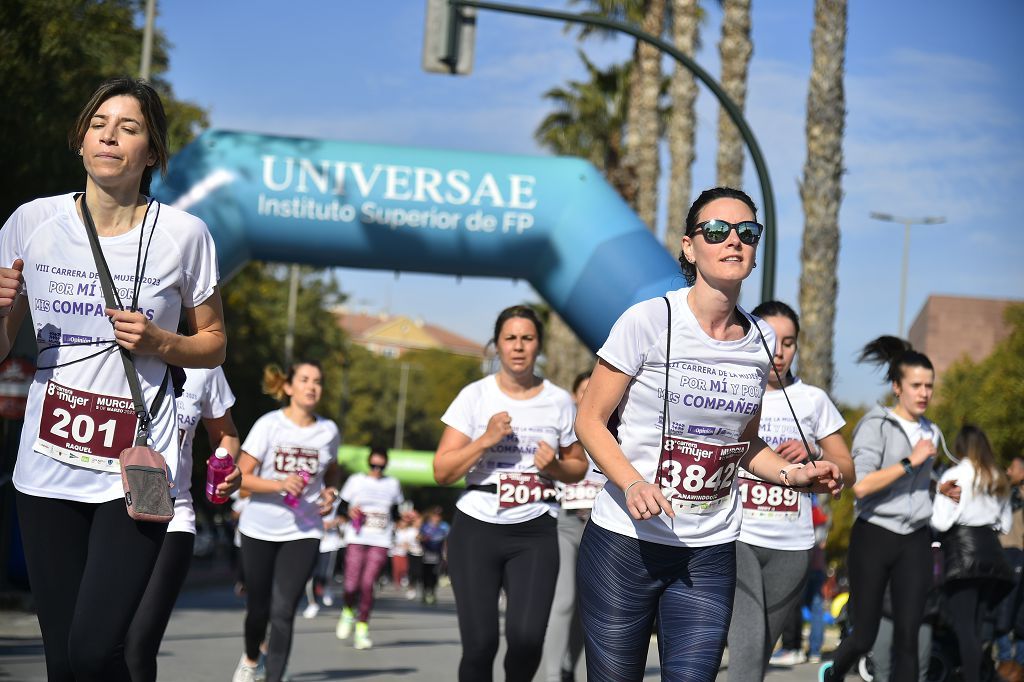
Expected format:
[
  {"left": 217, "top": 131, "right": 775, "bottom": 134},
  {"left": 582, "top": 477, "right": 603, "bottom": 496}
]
[{"left": 900, "top": 457, "right": 914, "bottom": 475}]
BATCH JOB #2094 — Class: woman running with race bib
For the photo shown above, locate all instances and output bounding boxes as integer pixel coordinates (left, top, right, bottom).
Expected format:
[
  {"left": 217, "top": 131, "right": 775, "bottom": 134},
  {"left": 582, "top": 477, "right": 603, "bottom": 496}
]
[
  {"left": 574, "top": 187, "right": 842, "bottom": 682},
  {"left": 126, "top": 365, "right": 241, "bottom": 681},
  {"left": 234, "top": 361, "right": 341, "bottom": 682},
  {"left": 434, "top": 305, "right": 588, "bottom": 682},
  {"left": 725, "top": 301, "right": 853, "bottom": 681},
  {"left": 335, "top": 446, "right": 404, "bottom": 650},
  {"left": 0, "top": 77, "right": 225, "bottom": 682}
]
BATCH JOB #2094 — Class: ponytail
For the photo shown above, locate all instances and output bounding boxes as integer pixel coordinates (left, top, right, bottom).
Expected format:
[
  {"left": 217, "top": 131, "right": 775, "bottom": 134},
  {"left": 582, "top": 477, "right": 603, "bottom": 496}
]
[{"left": 857, "top": 335, "right": 933, "bottom": 384}]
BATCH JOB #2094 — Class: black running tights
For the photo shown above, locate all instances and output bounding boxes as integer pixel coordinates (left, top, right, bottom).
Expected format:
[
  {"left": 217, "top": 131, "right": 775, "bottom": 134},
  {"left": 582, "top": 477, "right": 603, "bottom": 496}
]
[{"left": 16, "top": 492, "right": 166, "bottom": 682}]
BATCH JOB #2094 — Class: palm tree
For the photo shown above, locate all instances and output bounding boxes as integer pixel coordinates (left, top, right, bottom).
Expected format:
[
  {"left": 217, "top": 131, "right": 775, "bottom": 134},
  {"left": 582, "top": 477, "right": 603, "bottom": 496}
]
[
  {"left": 571, "top": 0, "right": 663, "bottom": 232},
  {"left": 797, "top": 0, "right": 847, "bottom": 393},
  {"left": 715, "top": 0, "right": 752, "bottom": 189},
  {"left": 535, "top": 54, "right": 637, "bottom": 387},
  {"left": 665, "top": 0, "right": 701, "bottom": 254}
]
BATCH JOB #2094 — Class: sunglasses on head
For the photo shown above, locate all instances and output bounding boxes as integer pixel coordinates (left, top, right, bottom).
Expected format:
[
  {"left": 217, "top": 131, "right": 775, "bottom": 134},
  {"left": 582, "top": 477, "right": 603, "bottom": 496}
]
[{"left": 692, "top": 219, "right": 764, "bottom": 245}]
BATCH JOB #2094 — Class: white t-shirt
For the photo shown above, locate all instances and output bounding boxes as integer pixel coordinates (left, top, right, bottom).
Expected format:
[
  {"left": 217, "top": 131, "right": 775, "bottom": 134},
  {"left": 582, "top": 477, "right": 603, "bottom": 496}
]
[
  {"left": 441, "top": 375, "right": 577, "bottom": 524},
  {"left": 393, "top": 525, "right": 419, "bottom": 557},
  {"left": 738, "top": 379, "right": 845, "bottom": 550},
  {"left": 589, "top": 288, "right": 774, "bottom": 547},
  {"left": 932, "top": 460, "right": 1012, "bottom": 533},
  {"left": 168, "top": 367, "right": 236, "bottom": 534},
  {"left": 340, "top": 473, "right": 404, "bottom": 549},
  {"left": 3, "top": 194, "right": 219, "bottom": 503},
  {"left": 888, "top": 409, "right": 935, "bottom": 446},
  {"left": 238, "top": 410, "right": 340, "bottom": 542}
]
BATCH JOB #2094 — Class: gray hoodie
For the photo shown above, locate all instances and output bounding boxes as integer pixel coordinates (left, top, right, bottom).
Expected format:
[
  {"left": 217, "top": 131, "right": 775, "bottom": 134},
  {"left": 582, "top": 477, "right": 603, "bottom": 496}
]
[{"left": 851, "top": 405, "right": 939, "bottom": 534}]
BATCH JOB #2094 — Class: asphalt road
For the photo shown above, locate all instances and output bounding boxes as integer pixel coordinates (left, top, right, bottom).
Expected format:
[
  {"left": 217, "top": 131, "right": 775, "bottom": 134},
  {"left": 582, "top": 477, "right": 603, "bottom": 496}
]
[{"left": 0, "top": 582, "right": 831, "bottom": 681}]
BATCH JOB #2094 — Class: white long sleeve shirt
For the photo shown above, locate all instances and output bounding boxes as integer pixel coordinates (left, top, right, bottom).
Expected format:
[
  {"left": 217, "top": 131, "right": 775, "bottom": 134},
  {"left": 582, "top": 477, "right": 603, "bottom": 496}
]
[{"left": 932, "top": 460, "right": 1012, "bottom": 533}]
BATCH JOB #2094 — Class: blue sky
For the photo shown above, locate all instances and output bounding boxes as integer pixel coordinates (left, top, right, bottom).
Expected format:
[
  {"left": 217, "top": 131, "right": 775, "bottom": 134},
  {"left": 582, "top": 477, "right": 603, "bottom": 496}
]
[{"left": 155, "top": 0, "right": 1024, "bottom": 406}]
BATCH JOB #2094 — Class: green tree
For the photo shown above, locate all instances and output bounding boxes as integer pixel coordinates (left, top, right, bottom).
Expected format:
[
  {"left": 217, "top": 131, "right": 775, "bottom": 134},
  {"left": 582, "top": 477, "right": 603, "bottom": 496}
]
[
  {"left": 341, "top": 347, "right": 482, "bottom": 451},
  {"left": 824, "top": 403, "right": 865, "bottom": 564},
  {"left": 0, "top": 0, "right": 207, "bottom": 220},
  {"left": 929, "top": 304, "right": 1024, "bottom": 463}
]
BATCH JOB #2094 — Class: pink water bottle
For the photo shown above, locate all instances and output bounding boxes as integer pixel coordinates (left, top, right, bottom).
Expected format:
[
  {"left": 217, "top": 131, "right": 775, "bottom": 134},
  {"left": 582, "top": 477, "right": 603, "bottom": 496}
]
[
  {"left": 205, "top": 447, "right": 234, "bottom": 504},
  {"left": 350, "top": 508, "right": 364, "bottom": 534},
  {"left": 283, "top": 470, "right": 311, "bottom": 508}
]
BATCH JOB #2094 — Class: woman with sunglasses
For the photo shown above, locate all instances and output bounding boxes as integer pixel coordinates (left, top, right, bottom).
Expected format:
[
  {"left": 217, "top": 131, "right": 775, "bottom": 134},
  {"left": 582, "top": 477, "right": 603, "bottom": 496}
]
[
  {"left": 819, "top": 337, "right": 946, "bottom": 682},
  {"left": 575, "top": 187, "right": 842, "bottom": 682},
  {"left": 335, "top": 446, "right": 404, "bottom": 650},
  {"left": 724, "top": 301, "right": 854, "bottom": 681},
  {"left": 434, "top": 305, "right": 587, "bottom": 682},
  {"left": 234, "top": 361, "right": 340, "bottom": 682}
]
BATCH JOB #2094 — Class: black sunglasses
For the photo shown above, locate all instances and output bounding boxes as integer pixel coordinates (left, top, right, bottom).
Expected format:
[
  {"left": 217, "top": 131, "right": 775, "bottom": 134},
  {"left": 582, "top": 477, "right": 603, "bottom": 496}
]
[
  {"left": 369, "top": 463, "right": 386, "bottom": 471},
  {"left": 693, "top": 219, "right": 764, "bottom": 245}
]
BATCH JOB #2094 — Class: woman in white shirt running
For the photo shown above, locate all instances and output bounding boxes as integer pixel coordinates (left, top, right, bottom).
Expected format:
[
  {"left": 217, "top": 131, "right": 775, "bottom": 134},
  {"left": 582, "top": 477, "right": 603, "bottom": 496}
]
[
  {"left": 575, "top": 187, "right": 842, "bottom": 682},
  {"left": 725, "top": 300, "right": 854, "bottom": 681},
  {"left": 0, "top": 77, "right": 225, "bottom": 682},
  {"left": 932, "top": 424, "right": 1014, "bottom": 682},
  {"left": 434, "top": 305, "right": 588, "bottom": 682},
  {"left": 234, "top": 361, "right": 341, "bottom": 682}
]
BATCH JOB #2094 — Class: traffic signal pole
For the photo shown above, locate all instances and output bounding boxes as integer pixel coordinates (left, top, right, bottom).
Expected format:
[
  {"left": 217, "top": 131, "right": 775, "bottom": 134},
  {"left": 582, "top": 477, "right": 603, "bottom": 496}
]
[{"left": 441, "top": 0, "right": 777, "bottom": 300}]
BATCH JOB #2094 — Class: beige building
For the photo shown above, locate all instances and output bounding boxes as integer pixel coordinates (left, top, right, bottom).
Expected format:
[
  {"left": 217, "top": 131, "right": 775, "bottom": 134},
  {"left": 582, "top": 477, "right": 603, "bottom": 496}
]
[
  {"left": 907, "top": 295, "right": 1017, "bottom": 384},
  {"left": 336, "top": 310, "right": 484, "bottom": 359}
]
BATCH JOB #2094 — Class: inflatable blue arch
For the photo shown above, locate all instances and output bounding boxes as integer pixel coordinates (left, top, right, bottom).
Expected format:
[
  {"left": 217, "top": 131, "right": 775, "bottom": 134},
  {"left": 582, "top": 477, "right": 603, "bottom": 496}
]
[{"left": 153, "top": 130, "right": 685, "bottom": 351}]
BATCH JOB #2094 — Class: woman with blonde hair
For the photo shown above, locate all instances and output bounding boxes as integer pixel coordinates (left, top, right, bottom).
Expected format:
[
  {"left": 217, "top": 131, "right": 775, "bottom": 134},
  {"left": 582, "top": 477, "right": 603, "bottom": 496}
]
[
  {"left": 932, "top": 424, "right": 1014, "bottom": 682},
  {"left": 234, "top": 361, "right": 341, "bottom": 682}
]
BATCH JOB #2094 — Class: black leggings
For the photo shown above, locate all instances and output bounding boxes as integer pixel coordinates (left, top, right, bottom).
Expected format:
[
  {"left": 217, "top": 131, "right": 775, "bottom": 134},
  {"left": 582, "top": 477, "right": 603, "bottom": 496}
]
[
  {"left": 446, "top": 510, "right": 559, "bottom": 682},
  {"left": 828, "top": 519, "right": 932, "bottom": 680},
  {"left": 124, "top": 530, "right": 195, "bottom": 682},
  {"left": 16, "top": 492, "right": 167, "bottom": 682},
  {"left": 946, "top": 578, "right": 1003, "bottom": 682},
  {"left": 240, "top": 534, "right": 319, "bottom": 682}
]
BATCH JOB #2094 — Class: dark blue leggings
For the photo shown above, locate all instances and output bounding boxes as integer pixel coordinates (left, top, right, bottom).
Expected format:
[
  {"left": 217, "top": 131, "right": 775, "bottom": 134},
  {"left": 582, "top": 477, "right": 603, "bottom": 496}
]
[{"left": 577, "top": 522, "right": 736, "bottom": 682}]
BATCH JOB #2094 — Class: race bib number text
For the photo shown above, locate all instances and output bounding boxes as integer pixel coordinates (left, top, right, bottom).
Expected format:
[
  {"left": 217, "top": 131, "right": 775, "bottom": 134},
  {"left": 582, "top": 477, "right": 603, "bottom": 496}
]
[
  {"left": 498, "top": 472, "right": 557, "bottom": 509},
  {"left": 273, "top": 446, "right": 320, "bottom": 476},
  {"left": 34, "top": 380, "right": 137, "bottom": 473},
  {"left": 561, "top": 479, "right": 603, "bottom": 510},
  {"left": 658, "top": 437, "right": 748, "bottom": 515},
  {"left": 738, "top": 476, "right": 800, "bottom": 519}
]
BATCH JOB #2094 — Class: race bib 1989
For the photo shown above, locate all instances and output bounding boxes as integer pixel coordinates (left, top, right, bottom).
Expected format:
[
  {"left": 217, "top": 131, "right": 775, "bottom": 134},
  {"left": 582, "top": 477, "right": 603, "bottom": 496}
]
[
  {"left": 657, "top": 437, "right": 748, "bottom": 515},
  {"left": 34, "top": 380, "right": 137, "bottom": 473},
  {"left": 497, "top": 472, "right": 557, "bottom": 509},
  {"left": 737, "top": 475, "right": 800, "bottom": 520}
]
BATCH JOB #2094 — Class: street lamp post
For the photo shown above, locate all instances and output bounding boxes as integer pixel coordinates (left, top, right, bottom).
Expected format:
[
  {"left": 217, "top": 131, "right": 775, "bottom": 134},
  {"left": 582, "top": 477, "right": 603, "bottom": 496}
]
[{"left": 869, "top": 212, "right": 946, "bottom": 337}]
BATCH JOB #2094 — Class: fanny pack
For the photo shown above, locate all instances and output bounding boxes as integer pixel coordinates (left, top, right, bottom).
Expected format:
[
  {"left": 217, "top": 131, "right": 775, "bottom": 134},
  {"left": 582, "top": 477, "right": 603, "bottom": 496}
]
[{"left": 81, "top": 194, "right": 174, "bottom": 523}]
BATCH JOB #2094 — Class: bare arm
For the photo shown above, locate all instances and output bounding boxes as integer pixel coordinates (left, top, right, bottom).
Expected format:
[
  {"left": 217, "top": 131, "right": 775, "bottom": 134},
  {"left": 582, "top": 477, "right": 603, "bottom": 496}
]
[
  {"left": 238, "top": 451, "right": 305, "bottom": 497},
  {"left": 536, "top": 441, "right": 587, "bottom": 483},
  {"left": 433, "top": 412, "right": 511, "bottom": 486},
  {"left": 0, "top": 295, "right": 28, "bottom": 362},
  {"left": 106, "top": 288, "right": 227, "bottom": 368}
]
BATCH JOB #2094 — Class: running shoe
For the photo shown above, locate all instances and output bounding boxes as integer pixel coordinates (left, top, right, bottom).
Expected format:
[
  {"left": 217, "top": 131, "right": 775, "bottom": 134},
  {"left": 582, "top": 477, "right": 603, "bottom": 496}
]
[
  {"left": 302, "top": 603, "right": 320, "bottom": 619},
  {"left": 770, "top": 649, "right": 807, "bottom": 666},
  {"left": 354, "top": 621, "right": 373, "bottom": 650},
  {"left": 818, "top": 661, "right": 834, "bottom": 682},
  {"left": 232, "top": 654, "right": 265, "bottom": 682},
  {"left": 322, "top": 592, "right": 334, "bottom": 607},
  {"left": 423, "top": 592, "right": 437, "bottom": 605},
  {"left": 335, "top": 607, "right": 355, "bottom": 640},
  {"left": 405, "top": 588, "right": 418, "bottom": 600}
]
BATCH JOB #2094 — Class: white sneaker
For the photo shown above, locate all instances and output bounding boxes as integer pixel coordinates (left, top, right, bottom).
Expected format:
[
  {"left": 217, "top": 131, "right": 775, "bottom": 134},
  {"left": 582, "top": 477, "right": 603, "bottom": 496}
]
[
  {"left": 335, "top": 608, "right": 355, "bottom": 640},
  {"left": 232, "top": 654, "right": 266, "bottom": 682},
  {"left": 405, "top": 588, "right": 418, "bottom": 600},
  {"left": 302, "top": 603, "right": 320, "bottom": 619},
  {"left": 322, "top": 592, "right": 334, "bottom": 607},
  {"left": 770, "top": 649, "right": 807, "bottom": 666}
]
